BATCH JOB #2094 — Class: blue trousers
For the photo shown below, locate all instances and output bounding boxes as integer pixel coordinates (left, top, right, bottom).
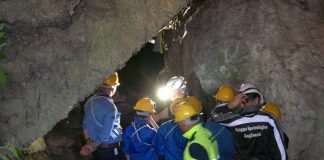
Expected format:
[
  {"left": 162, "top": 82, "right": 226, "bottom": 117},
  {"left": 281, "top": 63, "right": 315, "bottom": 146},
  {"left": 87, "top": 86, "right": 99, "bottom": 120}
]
[{"left": 93, "top": 147, "right": 123, "bottom": 160}]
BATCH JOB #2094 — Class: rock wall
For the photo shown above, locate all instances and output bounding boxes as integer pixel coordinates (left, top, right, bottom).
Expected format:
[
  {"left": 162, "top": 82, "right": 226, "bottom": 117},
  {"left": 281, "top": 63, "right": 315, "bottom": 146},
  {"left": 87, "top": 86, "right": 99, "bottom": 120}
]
[
  {"left": 164, "top": 0, "right": 324, "bottom": 159},
  {"left": 0, "top": 0, "right": 189, "bottom": 147}
]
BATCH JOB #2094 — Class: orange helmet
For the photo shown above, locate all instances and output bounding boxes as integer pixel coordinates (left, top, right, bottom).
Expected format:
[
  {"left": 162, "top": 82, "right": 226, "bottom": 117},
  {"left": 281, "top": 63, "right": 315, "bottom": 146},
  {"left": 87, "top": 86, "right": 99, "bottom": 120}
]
[
  {"left": 187, "top": 96, "right": 203, "bottom": 113},
  {"left": 170, "top": 97, "right": 187, "bottom": 113},
  {"left": 174, "top": 103, "right": 198, "bottom": 122},
  {"left": 214, "top": 85, "right": 235, "bottom": 102},
  {"left": 134, "top": 98, "right": 156, "bottom": 113},
  {"left": 261, "top": 102, "right": 281, "bottom": 121},
  {"left": 104, "top": 72, "right": 120, "bottom": 86}
]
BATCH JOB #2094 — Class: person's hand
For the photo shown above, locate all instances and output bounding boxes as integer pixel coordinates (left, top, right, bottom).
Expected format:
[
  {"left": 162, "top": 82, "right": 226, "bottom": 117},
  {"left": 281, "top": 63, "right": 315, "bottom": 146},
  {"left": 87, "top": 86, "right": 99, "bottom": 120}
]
[
  {"left": 119, "top": 126, "right": 123, "bottom": 133},
  {"left": 80, "top": 144, "right": 94, "bottom": 156},
  {"left": 228, "top": 94, "right": 247, "bottom": 109},
  {"left": 152, "top": 114, "right": 160, "bottom": 122},
  {"left": 80, "top": 141, "right": 98, "bottom": 156}
]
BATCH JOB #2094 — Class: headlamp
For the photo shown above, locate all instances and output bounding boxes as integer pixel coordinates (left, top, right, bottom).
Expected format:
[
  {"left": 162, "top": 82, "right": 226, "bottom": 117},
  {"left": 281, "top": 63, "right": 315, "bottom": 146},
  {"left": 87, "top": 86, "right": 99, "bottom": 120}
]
[{"left": 157, "top": 86, "right": 171, "bottom": 101}]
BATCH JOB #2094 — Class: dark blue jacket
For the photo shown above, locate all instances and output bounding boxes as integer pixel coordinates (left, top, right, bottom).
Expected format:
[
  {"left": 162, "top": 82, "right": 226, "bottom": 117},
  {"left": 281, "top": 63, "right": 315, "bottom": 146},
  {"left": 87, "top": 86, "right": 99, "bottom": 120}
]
[
  {"left": 153, "top": 119, "right": 187, "bottom": 160},
  {"left": 123, "top": 117, "right": 158, "bottom": 160},
  {"left": 205, "top": 119, "right": 234, "bottom": 160}
]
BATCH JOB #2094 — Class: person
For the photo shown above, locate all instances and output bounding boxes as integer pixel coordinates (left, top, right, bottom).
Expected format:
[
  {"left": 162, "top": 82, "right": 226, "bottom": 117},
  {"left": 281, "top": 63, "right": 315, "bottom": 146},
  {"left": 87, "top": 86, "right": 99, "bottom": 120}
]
[
  {"left": 205, "top": 85, "right": 235, "bottom": 160},
  {"left": 261, "top": 102, "right": 289, "bottom": 149},
  {"left": 123, "top": 98, "right": 159, "bottom": 160},
  {"left": 80, "top": 72, "right": 123, "bottom": 160},
  {"left": 175, "top": 103, "right": 220, "bottom": 160},
  {"left": 222, "top": 83, "right": 287, "bottom": 160},
  {"left": 152, "top": 98, "right": 189, "bottom": 160},
  {"left": 153, "top": 76, "right": 189, "bottom": 122},
  {"left": 227, "top": 83, "right": 266, "bottom": 111},
  {"left": 152, "top": 96, "right": 202, "bottom": 160},
  {"left": 210, "top": 85, "right": 241, "bottom": 122}
]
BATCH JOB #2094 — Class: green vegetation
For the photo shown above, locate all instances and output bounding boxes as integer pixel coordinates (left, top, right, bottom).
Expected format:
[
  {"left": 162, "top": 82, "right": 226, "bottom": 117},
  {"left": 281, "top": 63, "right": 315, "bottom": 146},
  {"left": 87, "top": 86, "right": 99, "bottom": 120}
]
[
  {"left": 0, "top": 143, "right": 23, "bottom": 160},
  {"left": 0, "top": 22, "right": 7, "bottom": 87},
  {"left": 158, "top": 30, "right": 165, "bottom": 54}
]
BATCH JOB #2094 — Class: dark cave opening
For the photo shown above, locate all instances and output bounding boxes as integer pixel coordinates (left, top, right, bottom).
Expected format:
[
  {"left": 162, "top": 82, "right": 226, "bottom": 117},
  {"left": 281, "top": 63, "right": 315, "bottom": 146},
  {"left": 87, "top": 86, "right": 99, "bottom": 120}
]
[
  {"left": 116, "top": 42, "right": 169, "bottom": 128},
  {"left": 42, "top": 41, "right": 170, "bottom": 159}
]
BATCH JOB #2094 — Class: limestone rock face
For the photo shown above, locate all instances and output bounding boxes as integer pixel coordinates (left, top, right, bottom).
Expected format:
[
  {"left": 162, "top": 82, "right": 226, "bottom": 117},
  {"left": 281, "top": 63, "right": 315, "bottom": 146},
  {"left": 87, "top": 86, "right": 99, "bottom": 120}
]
[
  {"left": 0, "top": 0, "right": 189, "bottom": 147},
  {"left": 164, "top": 0, "right": 324, "bottom": 159}
]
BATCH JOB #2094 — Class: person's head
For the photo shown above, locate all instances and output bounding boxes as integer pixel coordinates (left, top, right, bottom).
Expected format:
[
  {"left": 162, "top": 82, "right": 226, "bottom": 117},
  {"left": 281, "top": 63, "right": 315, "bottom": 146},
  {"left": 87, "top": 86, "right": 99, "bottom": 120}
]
[
  {"left": 174, "top": 103, "right": 200, "bottom": 133},
  {"left": 166, "top": 76, "right": 188, "bottom": 101},
  {"left": 239, "top": 83, "right": 265, "bottom": 109},
  {"left": 98, "top": 72, "right": 120, "bottom": 97},
  {"left": 213, "top": 85, "right": 235, "bottom": 105},
  {"left": 261, "top": 103, "right": 281, "bottom": 122},
  {"left": 134, "top": 98, "right": 156, "bottom": 119}
]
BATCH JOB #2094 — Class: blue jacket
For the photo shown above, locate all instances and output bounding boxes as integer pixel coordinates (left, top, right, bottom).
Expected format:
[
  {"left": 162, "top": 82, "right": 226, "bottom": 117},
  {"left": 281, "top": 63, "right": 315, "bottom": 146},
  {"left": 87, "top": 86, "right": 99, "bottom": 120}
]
[
  {"left": 123, "top": 118, "right": 158, "bottom": 160},
  {"left": 82, "top": 93, "right": 122, "bottom": 144},
  {"left": 153, "top": 119, "right": 187, "bottom": 160},
  {"left": 205, "top": 119, "right": 234, "bottom": 160}
]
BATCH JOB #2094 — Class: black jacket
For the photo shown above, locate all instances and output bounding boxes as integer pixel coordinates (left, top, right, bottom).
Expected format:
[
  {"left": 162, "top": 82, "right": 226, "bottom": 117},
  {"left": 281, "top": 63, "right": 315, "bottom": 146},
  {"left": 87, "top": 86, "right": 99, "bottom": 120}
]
[{"left": 221, "top": 111, "right": 287, "bottom": 160}]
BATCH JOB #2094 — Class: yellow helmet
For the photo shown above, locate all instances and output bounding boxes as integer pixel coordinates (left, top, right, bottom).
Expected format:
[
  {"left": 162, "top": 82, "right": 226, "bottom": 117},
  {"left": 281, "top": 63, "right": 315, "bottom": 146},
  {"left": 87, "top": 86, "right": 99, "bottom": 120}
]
[
  {"left": 214, "top": 85, "right": 235, "bottom": 102},
  {"left": 104, "top": 72, "right": 120, "bottom": 86},
  {"left": 170, "top": 97, "right": 188, "bottom": 113},
  {"left": 174, "top": 103, "right": 198, "bottom": 122},
  {"left": 261, "top": 103, "right": 281, "bottom": 121},
  {"left": 187, "top": 96, "right": 203, "bottom": 113},
  {"left": 134, "top": 98, "right": 156, "bottom": 113}
]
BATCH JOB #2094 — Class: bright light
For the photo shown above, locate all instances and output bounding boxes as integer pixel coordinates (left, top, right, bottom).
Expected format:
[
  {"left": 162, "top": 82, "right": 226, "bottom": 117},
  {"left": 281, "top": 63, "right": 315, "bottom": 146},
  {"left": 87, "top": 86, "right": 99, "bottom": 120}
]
[
  {"left": 148, "top": 39, "right": 155, "bottom": 44},
  {"left": 157, "top": 86, "right": 171, "bottom": 101}
]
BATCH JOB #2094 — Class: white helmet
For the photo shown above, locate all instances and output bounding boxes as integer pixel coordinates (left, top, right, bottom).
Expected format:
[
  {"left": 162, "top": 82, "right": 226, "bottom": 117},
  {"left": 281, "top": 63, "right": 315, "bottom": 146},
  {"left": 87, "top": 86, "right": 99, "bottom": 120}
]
[
  {"left": 239, "top": 83, "right": 265, "bottom": 105},
  {"left": 166, "top": 76, "right": 187, "bottom": 91}
]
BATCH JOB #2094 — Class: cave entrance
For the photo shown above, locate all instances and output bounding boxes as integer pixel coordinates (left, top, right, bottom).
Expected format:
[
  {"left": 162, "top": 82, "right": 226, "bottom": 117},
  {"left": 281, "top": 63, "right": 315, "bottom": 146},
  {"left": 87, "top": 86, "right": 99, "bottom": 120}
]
[
  {"left": 41, "top": 40, "right": 169, "bottom": 160},
  {"left": 116, "top": 41, "right": 168, "bottom": 128}
]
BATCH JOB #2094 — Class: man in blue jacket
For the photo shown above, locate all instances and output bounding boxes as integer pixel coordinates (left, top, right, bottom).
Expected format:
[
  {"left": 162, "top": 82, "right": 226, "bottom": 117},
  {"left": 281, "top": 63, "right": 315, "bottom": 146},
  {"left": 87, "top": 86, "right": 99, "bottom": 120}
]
[
  {"left": 152, "top": 98, "right": 188, "bottom": 160},
  {"left": 152, "top": 76, "right": 190, "bottom": 160},
  {"left": 123, "top": 98, "right": 159, "bottom": 160},
  {"left": 80, "top": 72, "right": 123, "bottom": 160}
]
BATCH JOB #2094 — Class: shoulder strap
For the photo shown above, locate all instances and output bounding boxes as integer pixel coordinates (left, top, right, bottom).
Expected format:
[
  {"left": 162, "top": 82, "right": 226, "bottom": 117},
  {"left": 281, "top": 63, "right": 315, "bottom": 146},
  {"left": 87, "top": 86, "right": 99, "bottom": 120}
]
[
  {"left": 164, "top": 124, "right": 178, "bottom": 140},
  {"left": 209, "top": 126, "right": 225, "bottom": 142},
  {"left": 91, "top": 96, "right": 103, "bottom": 127},
  {"left": 90, "top": 95, "right": 117, "bottom": 127},
  {"left": 130, "top": 123, "right": 152, "bottom": 146}
]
